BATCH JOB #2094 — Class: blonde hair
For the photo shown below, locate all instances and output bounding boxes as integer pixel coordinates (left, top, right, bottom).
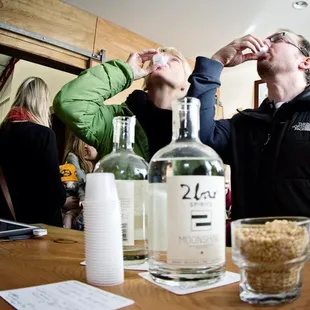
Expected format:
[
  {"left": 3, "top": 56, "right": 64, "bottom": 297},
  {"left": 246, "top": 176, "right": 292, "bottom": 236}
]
[
  {"left": 7, "top": 77, "right": 51, "bottom": 127},
  {"left": 143, "top": 47, "right": 192, "bottom": 91},
  {"left": 63, "top": 131, "right": 93, "bottom": 174}
]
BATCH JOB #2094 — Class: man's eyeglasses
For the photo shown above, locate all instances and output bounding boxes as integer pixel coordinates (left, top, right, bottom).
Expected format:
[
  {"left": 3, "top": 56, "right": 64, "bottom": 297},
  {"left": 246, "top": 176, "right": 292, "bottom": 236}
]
[{"left": 266, "top": 32, "right": 309, "bottom": 57}]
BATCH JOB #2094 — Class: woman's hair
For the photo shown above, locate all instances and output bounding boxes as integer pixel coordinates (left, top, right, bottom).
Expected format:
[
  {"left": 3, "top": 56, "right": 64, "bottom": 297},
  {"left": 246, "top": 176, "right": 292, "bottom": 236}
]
[
  {"left": 8, "top": 77, "right": 51, "bottom": 127},
  {"left": 143, "top": 47, "right": 192, "bottom": 91},
  {"left": 63, "top": 131, "right": 93, "bottom": 174}
]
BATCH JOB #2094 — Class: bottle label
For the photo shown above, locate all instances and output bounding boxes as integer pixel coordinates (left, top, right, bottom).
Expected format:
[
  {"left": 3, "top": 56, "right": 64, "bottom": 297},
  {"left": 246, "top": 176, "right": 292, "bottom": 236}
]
[
  {"left": 166, "top": 175, "right": 225, "bottom": 266},
  {"left": 134, "top": 180, "right": 148, "bottom": 240},
  {"left": 115, "top": 180, "right": 147, "bottom": 246},
  {"left": 148, "top": 183, "right": 168, "bottom": 253}
]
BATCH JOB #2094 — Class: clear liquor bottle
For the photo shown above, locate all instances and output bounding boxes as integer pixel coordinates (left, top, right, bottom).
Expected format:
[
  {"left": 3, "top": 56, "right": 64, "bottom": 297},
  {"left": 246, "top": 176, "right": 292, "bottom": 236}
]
[
  {"left": 95, "top": 116, "right": 148, "bottom": 265},
  {"left": 148, "top": 97, "right": 226, "bottom": 287}
]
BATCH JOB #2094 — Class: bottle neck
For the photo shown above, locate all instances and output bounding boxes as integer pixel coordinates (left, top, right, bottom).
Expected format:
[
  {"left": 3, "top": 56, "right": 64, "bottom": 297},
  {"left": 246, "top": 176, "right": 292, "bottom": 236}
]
[
  {"left": 113, "top": 117, "right": 135, "bottom": 151},
  {"left": 172, "top": 98, "right": 201, "bottom": 142}
]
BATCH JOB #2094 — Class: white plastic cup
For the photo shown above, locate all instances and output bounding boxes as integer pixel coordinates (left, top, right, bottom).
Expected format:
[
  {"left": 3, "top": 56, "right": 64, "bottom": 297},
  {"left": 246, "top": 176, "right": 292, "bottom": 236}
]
[
  {"left": 85, "top": 173, "right": 119, "bottom": 202},
  {"left": 84, "top": 197, "right": 124, "bottom": 286},
  {"left": 83, "top": 201, "right": 122, "bottom": 229},
  {"left": 257, "top": 44, "right": 269, "bottom": 56},
  {"left": 153, "top": 54, "right": 168, "bottom": 66},
  {"left": 83, "top": 200, "right": 120, "bottom": 210}
]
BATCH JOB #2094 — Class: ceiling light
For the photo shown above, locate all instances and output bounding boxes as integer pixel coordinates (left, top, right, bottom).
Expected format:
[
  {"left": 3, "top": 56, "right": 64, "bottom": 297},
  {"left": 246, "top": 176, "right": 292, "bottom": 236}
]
[{"left": 292, "top": 1, "right": 308, "bottom": 9}]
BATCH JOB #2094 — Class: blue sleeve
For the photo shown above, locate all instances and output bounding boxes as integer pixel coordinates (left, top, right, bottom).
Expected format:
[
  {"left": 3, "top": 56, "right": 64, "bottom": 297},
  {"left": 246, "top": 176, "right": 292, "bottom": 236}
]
[{"left": 187, "top": 57, "right": 231, "bottom": 163}]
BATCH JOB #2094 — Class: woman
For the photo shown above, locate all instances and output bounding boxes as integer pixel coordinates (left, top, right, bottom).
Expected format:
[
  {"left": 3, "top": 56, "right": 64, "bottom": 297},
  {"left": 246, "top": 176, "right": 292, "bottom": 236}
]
[
  {"left": 61, "top": 131, "right": 97, "bottom": 229},
  {"left": 0, "top": 77, "right": 66, "bottom": 226},
  {"left": 63, "top": 131, "right": 97, "bottom": 178},
  {"left": 53, "top": 47, "right": 192, "bottom": 162}
]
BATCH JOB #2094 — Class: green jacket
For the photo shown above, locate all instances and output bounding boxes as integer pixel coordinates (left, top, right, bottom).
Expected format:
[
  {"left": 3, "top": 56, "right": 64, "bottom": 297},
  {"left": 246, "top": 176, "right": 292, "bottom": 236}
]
[{"left": 53, "top": 60, "right": 150, "bottom": 161}]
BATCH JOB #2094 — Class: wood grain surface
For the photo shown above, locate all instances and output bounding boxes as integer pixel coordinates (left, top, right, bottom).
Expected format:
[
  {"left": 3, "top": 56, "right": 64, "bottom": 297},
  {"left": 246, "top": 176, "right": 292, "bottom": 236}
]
[
  {"left": 2, "top": 0, "right": 97, "bottom": 52},
  {"left": 0, "top": 225, "right": 309, "bottom": 310}
]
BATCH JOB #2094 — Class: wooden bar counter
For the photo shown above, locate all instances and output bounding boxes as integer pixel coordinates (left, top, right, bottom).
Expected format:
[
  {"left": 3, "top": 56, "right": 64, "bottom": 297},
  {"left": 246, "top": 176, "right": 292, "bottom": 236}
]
[{"left": 0, "top": 225, "right": 309, "bottom": 309}]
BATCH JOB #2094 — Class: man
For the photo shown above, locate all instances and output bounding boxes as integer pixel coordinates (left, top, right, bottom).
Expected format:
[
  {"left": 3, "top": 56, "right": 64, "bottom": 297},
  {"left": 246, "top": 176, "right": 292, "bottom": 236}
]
[
  {"left": 53, "top": 48, "right": 191, "bottom": 162},
  {"left": 188, "top": 30, "right": 310, "bottom": 220}
]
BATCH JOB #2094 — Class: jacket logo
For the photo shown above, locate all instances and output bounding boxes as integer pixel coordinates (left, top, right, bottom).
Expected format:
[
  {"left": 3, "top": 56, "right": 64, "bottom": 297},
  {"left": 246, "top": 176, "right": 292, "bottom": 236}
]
[{"left": 292, "top": 122, "right": 310, "bottom": 131}]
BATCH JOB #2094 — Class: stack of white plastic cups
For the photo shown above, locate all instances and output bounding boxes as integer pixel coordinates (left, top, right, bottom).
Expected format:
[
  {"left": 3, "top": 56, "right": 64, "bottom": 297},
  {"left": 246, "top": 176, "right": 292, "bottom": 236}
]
[{"left": 83, "top": 173, "right": 124, "bottom": 286}]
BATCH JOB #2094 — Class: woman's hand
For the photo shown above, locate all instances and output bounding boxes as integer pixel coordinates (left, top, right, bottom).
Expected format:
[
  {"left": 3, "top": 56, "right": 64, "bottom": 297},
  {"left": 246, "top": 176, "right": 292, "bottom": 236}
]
[
  {"left": 127, "top": 49, "right": 162, "bottom": 80},
  {"left": 63, "top": 196, "right": 79, "bottom": 211}
]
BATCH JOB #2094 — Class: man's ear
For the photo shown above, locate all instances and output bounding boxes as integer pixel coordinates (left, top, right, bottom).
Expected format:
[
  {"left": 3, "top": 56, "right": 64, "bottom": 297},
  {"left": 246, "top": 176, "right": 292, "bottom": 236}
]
[{"left": 299, "top": 57, "right": 310, "bottom": 71}]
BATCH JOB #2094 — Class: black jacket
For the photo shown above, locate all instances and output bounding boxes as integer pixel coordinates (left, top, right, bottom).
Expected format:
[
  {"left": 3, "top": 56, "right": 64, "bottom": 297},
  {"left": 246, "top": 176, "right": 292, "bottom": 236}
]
[
  {"left": 188, "top": 56, "right": 310, "bottom": 220},
  {"left": 0, "top": 122, "right": 66, "bottom": 226},
  {"left": 126, "top": 90, "right": 172, "bottom": 159}
]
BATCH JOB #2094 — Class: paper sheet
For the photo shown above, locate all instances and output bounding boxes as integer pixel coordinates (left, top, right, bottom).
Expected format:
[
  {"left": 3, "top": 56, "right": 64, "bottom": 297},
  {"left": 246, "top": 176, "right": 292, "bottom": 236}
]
[
  {"left": 139, "top": 271, "right": 240, "bottom": 295},
  {"left": 0, "top": 280, "right": 134, "bottom": 310}
]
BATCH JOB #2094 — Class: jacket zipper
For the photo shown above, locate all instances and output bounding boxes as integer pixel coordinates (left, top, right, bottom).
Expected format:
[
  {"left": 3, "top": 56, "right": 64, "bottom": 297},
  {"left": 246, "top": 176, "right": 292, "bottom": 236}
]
[{"left": 264, "top": 133, "right": 271, "bottom": 146}]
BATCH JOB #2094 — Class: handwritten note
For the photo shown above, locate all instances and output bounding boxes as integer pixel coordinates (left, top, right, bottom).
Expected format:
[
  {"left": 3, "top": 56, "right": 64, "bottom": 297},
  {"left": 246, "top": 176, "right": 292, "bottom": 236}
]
[
  {"left": 139, "top": 271, "right": 240, "bottom": 295},
  {"left": 0, "top": 280, "right": 134, "bottom": 310}
]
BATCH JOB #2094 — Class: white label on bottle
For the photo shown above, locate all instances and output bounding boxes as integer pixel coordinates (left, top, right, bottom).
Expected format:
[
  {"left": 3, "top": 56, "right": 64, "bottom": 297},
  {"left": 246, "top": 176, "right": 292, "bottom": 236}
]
[
  {"left": 115, "top": 180, "right": 147, "bottom": 246},
  {"left": 167, "top": 176, "right": 225, "bottom": 267},
  {"left": 134, "top": 180, "right": 147, "bottom": 240},
  {"left": 115, "top": 180, "right": 135, "bottom": 246},
  {"left": 147, "top": 183, "right": 168, "bottom": 252}
]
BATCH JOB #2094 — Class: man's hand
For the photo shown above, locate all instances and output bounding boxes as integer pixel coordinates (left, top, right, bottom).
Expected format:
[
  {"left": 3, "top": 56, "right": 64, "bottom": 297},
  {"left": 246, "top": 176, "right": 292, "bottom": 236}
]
[
  {"left": 127, "top": 49, "right": 161, "bottom": 80},
  {"left": 211, "top": 34, "right": 266, "bottom": 67}
]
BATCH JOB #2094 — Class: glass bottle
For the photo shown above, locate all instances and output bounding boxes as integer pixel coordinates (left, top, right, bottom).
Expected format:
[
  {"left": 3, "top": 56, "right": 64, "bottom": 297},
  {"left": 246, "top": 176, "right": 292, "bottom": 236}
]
[
  {"left": 148, "top": 97, "right": 226, "bottom": 287},
  {"left": 95, "top": 116, "right": 148, "bottom": 265}
]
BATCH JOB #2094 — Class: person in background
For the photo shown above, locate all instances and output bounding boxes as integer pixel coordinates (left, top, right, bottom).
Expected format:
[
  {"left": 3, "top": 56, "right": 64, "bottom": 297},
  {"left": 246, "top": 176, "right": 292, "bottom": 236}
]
[
  {"left": 59, "top": 162, "right": 83, "bottom": 229},
  {"left": 62, "top": 132, "right": 98, "bottom": 229},
  {"left": 0, "top": 77, "right": 66, "bottom": 226},
  {"left": 53, "top": 47, "right": 192, "bottom": 162},
  {"left": 187, "top": 29, "right": 310, "bottom": 225}
]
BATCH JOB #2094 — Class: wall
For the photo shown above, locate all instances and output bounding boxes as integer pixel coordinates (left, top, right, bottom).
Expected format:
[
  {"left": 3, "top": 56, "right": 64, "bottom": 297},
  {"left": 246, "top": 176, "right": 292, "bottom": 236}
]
[
  {"left": 0, "top": 74, "right": 13, "bottom": 122},
  {"left": 1, "top": 0, "right": 97, "bottom": 70},
  {"left": 220, "top": 62, "right": 260, "bottom": 118},
  {"left": 1, "top": 1, "right": 196, "bottom": 107},
  {"left": 0, "top": 74, "right": 12, "bottom": 104},
  {"left": 1, "top": 1, "right": 194, "bottom": 72},
  {"left": 0, "top": 60, "right": 76, "bottom": 122},
  {"left": 10, "top": 60, "right": 76, "bottom": 102}
]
